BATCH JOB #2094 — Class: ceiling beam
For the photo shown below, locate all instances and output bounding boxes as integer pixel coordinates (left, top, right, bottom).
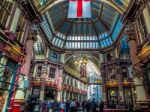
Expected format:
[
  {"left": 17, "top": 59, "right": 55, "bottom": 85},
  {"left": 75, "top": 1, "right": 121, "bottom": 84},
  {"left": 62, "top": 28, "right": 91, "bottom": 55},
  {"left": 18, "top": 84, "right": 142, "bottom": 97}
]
[
  {"left": 39, "top": 0, "right": 125, "bottom": 15},
  {"left": 99, "top": 2, "right": 104, "bottom": 20},
  {"left": 100, "top": 0, "right": 124, "bottom": 14},
  {"left": 100, "top": 19, "right": 109, "bottom": 31},
  {"left": 62, "top": 23, "right": 73, "bottom": 48},
  {"left": 90, "top": 19, "right": 101, "bottom": 48},
  {"left": 39, "top": 0, "right": 65, "bottom": 14},
  {"left": 54, "top": 19, "right": 66, "bottom": 32},
  {"left": 61, "top": 2, "right": 66, "bottom": 19}
]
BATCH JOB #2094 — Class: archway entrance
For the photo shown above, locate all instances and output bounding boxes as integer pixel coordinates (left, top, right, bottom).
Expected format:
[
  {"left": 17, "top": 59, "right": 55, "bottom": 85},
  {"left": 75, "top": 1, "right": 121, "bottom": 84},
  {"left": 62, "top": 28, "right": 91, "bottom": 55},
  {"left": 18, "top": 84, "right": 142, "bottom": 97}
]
[{"left": 63, "top": 54, "right": 102, "bottom": 102}]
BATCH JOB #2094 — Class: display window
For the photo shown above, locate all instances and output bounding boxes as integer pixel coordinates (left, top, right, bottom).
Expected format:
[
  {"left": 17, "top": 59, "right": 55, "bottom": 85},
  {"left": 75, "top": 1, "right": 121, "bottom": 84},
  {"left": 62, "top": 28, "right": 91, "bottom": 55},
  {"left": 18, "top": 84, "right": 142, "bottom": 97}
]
[
  {"left": 107, "top": 88, "right": 118, "bottom": 105},
  {"left": 36, "top": 66, "right": 42, "bottom": 77},
  {"left": 123, "top": 88, "right": 133, "bottom": 104},
  {"left": 32, "top": 87, "right": 40, "bottom": 98},
  {"left": 49, "top": 67, "right": 56, "bottom": 79}
]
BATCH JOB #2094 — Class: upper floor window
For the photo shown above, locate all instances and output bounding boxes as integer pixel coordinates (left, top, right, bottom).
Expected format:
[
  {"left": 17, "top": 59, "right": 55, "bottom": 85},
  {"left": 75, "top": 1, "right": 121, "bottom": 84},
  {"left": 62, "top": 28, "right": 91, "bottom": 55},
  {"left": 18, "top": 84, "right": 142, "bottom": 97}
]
[
  {"left": 15, "top": 13, "right": 26, "bottom": 43},
  {"left": 137, "top": 14, "right": 148, "bottom": 43},
  {"left": 48, "top": 50, "right": 60, "bottom": 62},
  {"left": 34, "top": 42, "right": 45, "bottom": 55},
  {"left": 49, "top": 67, "right": 56, "bottom": 79},
  {"left": 0, "top": 0, "right": 13, "bottom": 27},
  {"left": 37, "top": 66, "right": 42, "bottom": 77}
]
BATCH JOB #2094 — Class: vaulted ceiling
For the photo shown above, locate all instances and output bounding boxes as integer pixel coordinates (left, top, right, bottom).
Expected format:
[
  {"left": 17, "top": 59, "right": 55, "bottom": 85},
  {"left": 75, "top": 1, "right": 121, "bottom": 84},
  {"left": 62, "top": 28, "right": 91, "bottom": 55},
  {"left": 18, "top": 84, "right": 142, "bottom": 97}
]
[
  {"left": 33, "top": 0, "right": 131, "bottom": 50},
  {"left": 64, "top": 54, "right": 101, "bottom": 82}
]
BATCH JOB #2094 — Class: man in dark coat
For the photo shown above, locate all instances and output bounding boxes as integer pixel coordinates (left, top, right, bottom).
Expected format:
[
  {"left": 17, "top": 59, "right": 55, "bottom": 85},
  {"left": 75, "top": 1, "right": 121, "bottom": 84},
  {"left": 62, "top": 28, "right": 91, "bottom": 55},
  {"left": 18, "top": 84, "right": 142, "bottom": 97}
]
[{"left": 99, "top": 100, "right": 104, "bottom": 112}]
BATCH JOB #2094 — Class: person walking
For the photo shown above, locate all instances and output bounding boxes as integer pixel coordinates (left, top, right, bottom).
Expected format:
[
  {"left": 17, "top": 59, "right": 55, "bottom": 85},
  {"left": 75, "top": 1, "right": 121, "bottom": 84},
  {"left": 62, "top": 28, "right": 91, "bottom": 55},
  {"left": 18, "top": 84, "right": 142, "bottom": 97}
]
[
  {"left": 52, "top": 100, "right": 59, "bottom": 112},
  {"left": 66, "top": 100, "right": 70, "bottom": 112},
  {"left": 47, "top": 100, "right": 52, "bottom": 112},
  {"left": 60, "top": 102, "right": 65, "bottom": 112},
  {"left": 85, "top": 100, "right": 91, "bottom": 112},
  {"left": 91, "top": 99, "right": 97, "bottom": 112},
  {"left": 99, "top": 100, "right": 104, "bottom": 112},
  {"left": 82, "top": 100, "right": 86, "bottom": 111},
  {"left": 70, "top": 99, "right": 76, "bottom": 112}
]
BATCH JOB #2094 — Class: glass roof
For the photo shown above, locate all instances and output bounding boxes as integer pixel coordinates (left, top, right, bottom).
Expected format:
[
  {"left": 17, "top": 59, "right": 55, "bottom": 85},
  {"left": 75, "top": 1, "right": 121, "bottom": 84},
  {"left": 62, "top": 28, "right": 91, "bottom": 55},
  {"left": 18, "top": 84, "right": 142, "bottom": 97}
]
[
  {"left": 120, "top": 35, "right": 130, "bottom": 54},
  {"left": 40, "top": 1, "right": 125, "bottom": 49}
]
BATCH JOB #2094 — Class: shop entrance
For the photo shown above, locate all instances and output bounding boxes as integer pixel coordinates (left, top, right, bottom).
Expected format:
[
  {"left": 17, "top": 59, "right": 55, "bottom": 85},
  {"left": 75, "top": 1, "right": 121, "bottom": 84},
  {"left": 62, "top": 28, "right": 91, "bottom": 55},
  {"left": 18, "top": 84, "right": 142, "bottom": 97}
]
[{"left": 45, "top": 87, "right": 57, "bottom": 100}]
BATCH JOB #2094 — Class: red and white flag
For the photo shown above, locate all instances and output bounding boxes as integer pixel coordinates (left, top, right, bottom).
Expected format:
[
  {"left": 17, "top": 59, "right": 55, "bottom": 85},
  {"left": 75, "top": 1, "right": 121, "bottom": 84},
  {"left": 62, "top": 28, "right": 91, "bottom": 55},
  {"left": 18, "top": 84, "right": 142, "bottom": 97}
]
[{"left": 68, "top": 0, "right": 91, "bottom": 18}]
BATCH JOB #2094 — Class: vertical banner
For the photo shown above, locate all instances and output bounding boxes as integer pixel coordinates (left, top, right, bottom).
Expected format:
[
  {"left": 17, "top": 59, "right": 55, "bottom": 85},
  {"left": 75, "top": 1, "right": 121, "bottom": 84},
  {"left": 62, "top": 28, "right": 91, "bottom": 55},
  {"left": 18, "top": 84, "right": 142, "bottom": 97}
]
[{"left": 68, "top": 0, "right": 91, "bottom": 18}]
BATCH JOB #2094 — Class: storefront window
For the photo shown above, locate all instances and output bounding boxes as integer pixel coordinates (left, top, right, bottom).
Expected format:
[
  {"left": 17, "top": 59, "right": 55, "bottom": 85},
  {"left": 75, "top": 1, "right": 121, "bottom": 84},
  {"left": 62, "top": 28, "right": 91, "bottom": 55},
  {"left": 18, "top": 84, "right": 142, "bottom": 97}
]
[
  {"left": 32, "top": 87, "right": 40, "bottom": 98},
  {"left": 49, "top": 67, "right": 56, "bottom": 79},
  {"left": 124, "top": 88, "right": 132, "bottom": 103},
  {"left": 36, "top": 66, "right": 42, "bottom": 77},
  {"left": 137, "top": 14, "right": 148, "bottom": 43},
  {"left": 108, "top": 88, "right": 118, "bottom": 105},
  {"left": 15, "top": 13, "right": 26, "bottom": 43},
  {"left": 0, "top": 0, "right": 13, "bottom": 27}
]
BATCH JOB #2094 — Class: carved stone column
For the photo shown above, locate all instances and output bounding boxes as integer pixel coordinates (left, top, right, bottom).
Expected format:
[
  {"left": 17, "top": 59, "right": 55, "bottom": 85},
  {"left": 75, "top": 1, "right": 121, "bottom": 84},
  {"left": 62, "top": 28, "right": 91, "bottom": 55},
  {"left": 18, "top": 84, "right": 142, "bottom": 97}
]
[
  {"left": 56, "top": 67, "right": 63, "bottom": 101},
  {"left": 101, "top": 68, "right": 107, "bottom": 105},
  {"left": 126, "top": 22, "right": 147, "bottom": 101},
  {"left": 116, "top": 64, "right": 125, "bottom": 103},
  {"left": 40, "top": 63, "right": 48, "bottom": 101},
  {"left": 14, "top": 34, "right": 35, "bottom": 102}
]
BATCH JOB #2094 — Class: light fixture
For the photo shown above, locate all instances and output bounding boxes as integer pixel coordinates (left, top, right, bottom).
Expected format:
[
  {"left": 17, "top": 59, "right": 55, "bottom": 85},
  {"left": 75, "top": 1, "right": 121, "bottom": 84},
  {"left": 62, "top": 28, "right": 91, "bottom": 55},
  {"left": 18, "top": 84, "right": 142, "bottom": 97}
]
[{"left": 79, "top": 57, "right": 88, "bottom": 78}]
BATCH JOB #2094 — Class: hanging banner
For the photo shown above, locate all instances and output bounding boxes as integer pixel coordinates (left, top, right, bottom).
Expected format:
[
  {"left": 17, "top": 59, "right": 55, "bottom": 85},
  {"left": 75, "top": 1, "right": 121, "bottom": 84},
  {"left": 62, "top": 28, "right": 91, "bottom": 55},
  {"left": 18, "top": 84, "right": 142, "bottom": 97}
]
[{"left": 68, "top": 0, "right": 91, "bottom": 18}]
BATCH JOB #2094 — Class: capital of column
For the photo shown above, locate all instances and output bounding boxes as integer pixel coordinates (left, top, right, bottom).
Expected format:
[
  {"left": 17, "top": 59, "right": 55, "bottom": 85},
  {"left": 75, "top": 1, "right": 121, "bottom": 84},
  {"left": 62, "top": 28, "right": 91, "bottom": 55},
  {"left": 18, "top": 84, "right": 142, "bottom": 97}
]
[
  {"left": 136, "top": 0, "right": 147, "bottom": 5},
  {"left": 27, "top": 35, "right": 37, "bottom": 42},
  {"left": 125, "top": 22, "right": 136, "bottom": 42}
]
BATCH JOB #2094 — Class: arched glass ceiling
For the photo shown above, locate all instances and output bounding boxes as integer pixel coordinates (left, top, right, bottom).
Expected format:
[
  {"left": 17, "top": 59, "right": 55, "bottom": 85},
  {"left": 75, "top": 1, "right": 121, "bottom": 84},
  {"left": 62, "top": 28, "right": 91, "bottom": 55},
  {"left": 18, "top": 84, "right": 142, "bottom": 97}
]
[
  {"left": 120, "top": 35, "right": 130, "bottom": 55},
  {"left": 40, "top": 1, "right": 124, "bottom": 49},
  {"left": 64, "top": 54, "right": 101, "bottom": 82},
  {"left": 33, "top": 0, "right": 131, "bottom": 14}
]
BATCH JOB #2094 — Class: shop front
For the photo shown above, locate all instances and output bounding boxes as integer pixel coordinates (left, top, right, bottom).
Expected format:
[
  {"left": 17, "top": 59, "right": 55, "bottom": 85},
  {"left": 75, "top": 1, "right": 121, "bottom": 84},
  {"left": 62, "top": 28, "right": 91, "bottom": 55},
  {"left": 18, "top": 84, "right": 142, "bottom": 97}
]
[
  {"left": 123, "top": 87, "right": 133, "bottom": 104},
  {"left": 45, "top": 87, "right": 57, "bottom": 101},
  {"left": 107, "top": 88, "right": 118, "bottom": 106},
  {"left": 0, "top": 58, "right": 19, "bottom": 112}
]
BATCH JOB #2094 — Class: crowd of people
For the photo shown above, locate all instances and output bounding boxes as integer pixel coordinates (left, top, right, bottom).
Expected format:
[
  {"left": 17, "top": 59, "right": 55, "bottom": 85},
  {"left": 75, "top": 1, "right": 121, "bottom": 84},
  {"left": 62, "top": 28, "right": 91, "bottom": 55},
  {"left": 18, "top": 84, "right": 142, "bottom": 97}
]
[{"left": 21, "top": 98, "right": 104, "bottom": 112}]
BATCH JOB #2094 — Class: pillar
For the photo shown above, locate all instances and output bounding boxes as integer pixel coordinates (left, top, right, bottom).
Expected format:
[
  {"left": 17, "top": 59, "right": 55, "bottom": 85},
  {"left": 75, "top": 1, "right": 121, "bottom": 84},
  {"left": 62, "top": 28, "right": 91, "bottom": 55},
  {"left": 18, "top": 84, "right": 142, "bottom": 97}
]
[
  {"left": 56, "top": 67, "right": 63, "bottom": 101},
  {"left": 56, "top": 91, "right": 62, "bottom": 101},
  {"left": 40, "top": 64, "right": 47, "bottom": 101},
  {"left": 0, "top": 54, "right": 8, "bottom": 87},
  {"left": 126, "top": 22, "right": 147, "bottom": 101},
  {"left": 117, "top": 73, "right": 125, "bottom": 102},
  {"left": 14, "top": 36, "right": 35, "bottom": 100},
  {"left": 101, "top": 68, "right": 107, "bottom": 103},
  {"left": 0, "top": 54, "right": 8, "bottom": 112}
]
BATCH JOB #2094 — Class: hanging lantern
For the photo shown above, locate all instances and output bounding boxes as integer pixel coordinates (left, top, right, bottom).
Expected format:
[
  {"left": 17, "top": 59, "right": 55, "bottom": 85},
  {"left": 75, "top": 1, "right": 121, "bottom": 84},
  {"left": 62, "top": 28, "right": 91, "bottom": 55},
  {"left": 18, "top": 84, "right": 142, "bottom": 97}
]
[
  {"left": 80, "top": 63, "right": 86, "bottom": 78},
  {"left": 80, "top": 57, "right": 87, "bottom": 78}
]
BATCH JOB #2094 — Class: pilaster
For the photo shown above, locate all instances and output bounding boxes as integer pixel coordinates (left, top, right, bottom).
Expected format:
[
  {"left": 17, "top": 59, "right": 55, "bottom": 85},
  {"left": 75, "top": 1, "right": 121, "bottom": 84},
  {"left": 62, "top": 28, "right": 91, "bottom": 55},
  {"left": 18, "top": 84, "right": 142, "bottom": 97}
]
[
  {"left": 125, "top": 22, "right": 147, "bottom": 101},
  {"left": 40, "top": 63, "right": 48, "bottom": 101}
]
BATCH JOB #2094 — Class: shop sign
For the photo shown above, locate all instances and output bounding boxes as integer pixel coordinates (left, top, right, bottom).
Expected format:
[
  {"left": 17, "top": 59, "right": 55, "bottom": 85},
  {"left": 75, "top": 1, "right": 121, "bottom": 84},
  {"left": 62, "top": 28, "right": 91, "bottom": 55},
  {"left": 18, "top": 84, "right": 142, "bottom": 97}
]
[{"left": 4, "top": 45, "right": 23, "bottom": 62}]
